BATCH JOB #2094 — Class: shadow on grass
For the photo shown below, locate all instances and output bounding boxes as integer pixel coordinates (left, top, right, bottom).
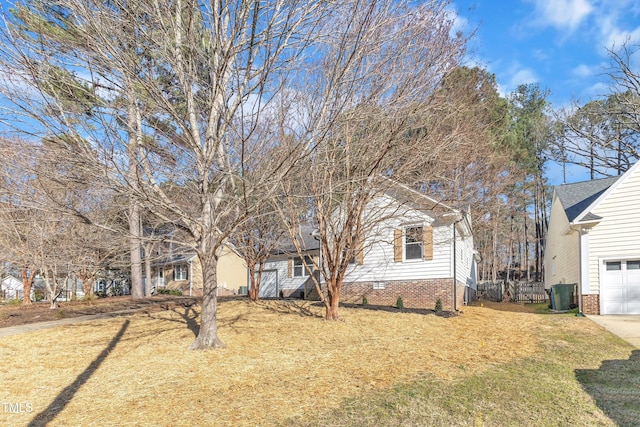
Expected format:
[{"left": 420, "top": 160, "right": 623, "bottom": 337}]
[
  {"left": 149, "top": 306, "right": 201, "bottom": 337},
  {"left": 28, "top": 320, "right": 130, "bottom": 427},
  {"left": 340, "top": 302, "right": 457, "bottom": 317},
  {"left": 256, "top": 299, "right": 323, "bottom": 318},
  {"left": 576, "top": 349, "right": 640, "bottom": 427}
]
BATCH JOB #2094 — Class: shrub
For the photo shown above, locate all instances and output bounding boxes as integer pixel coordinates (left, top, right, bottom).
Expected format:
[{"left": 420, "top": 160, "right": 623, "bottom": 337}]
[
  {"left": 54, "top": 310, "right": 66, "bottom": 319},
  {"left": 156, "top": 288, "right": 183, "bottom": 296},
  {"left": 435, "top": 298, "right": 443, "bottom": 313},
  {"left": 6, "top": 298, "right": 22, "bottom": 306},
  {"left": 396, "top": 296, "right": 404, "bottom": 310},
  {"left": 362, "top": 295, "right": 368, "bottom": 306},
  {"left": 34, "top": 289, "right": 45, "bottom": 302}
]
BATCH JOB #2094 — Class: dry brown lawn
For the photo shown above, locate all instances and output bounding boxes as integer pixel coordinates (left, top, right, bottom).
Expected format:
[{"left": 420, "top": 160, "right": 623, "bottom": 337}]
[{"left": 0, "top": 299, "right": 632, "bottom": 426}]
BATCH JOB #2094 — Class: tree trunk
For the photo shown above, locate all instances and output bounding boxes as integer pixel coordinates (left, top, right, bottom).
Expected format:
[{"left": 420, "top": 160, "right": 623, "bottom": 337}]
[
  {"left": 144, "top": 243, "right": 153, "bottom": 296},
  {"left": 324, "top": 277, "right": 342, "bottom": 320},
  {"left": 80, "top": 270, "right": 94, "bottom": 297},
  {"left": 127, "top": 94, "right": 143, "bottom": 299},
  {"left": 21, "top": 266, "right": 33, "bottom": 305},
  {"left": 248, "top": 263, "right": 259, "bottom": 302},
  {"left": 129, "top": 201, "right": 144, "bottom": 299},
  {"left": 43, "top": 269, "right": 59, "bottom": 309},
  {"left": 189, "top": 253, "right": 225, "bottom": 350}
]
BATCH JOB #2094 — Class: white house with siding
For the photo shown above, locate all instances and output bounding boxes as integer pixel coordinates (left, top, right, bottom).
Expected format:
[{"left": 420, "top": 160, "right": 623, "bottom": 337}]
[
  {"left": 260, "top": 183, "right": 479, "bottom": 311},
  {"left": 545, "top": 160, "right": 640, "bottom": 315}
]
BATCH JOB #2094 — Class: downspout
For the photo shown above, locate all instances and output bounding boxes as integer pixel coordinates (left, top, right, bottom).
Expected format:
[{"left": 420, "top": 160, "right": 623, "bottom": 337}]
[
  {"left": 576, "top": 228, "right": 586, "bottom": 317},
  {"left": 453, "top": 221, "right": 457, "bottom": 311},
  {"left": 189, "top": 258, "right": 193, "bottom": 297}
]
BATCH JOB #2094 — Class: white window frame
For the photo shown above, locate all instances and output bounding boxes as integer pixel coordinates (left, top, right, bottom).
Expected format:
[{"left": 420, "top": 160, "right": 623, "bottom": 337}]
[
  {"left": 373, "top": 281, "right": 386, "bottom": 290},
  {"left": 404, "top": 225, "right": 424, "bottom": 261},
  {"left": 174, "top": 264, "right": 188, "bottom": 281},
  {"left": 293, "top": 256, "right": 314, "bottom": 277}
]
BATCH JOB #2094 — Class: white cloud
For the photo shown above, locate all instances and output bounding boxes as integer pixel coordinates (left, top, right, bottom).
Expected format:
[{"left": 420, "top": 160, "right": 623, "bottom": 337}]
[
  {"left": 450, "top": 11, "right": 468, "bottom": 36},
  {"left": 603, "top": 25, "right": 640, "bottom": 51},
  {"left": 531, "top": 0, "right": 593, "bottom": 31},
  {"left": 588, "top": 1, "right": 640, "bottom": 54},
  {"left": 507, "top": 68, "right": 539, "bottom": 88},
  {"left": 532, "top": 49, "right": 550, "bottom": 61},
  {"left": 494, "top": 65, "right": 539, "bottom": 97},
  {"left": 572, "top": 64, "right": 592, "bottom": 77},
  {"left": 584, "top": 82, "right": 609, "bottom": 97},
  {"left": 571, "top": 63, "right": 606, "bottom": 78}
]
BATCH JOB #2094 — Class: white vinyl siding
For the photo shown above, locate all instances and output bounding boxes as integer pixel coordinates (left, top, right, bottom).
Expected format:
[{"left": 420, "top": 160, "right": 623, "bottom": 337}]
[
  {"left": 588, "top": 166, "right": 640, "bottom": 295},
  {"left": 261, "top": 253, "right": 318, "bottom": 294},
  {"left": 455, "top": 231, "right": 476, "bottom": 289},
  {"left": 544, "top": 194, "right": 580, "bottom": 288},
  {"left": 343, "top": 221, "right": 452, "bottom": 283},
  {"left": 261, "top": 194, "right": 476, "bottom": 293}
]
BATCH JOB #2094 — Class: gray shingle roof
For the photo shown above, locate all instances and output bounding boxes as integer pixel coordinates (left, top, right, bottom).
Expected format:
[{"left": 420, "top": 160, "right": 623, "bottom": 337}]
[
  {"left": 555, "top": 176, "right": 620, "bottom": 222},
  {"left": 274, "top": 224, "right": 320, "bottom": 254}
]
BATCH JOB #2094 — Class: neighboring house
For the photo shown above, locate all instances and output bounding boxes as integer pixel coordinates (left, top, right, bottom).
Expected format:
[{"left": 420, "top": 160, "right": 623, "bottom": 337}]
[
  {"left": 148, "top": 245, "right": 247, "bottom": 296},
  {"left": 259, "top": 183, "right": 479, "bottom": 311},
  {"left": 545, "top": 161, "right": 640, "bottom": 315},
  {"left": 1, "top": 275, "right": 23, "bottom": 300},
  {"left": 1, "top": 274, "right": 57, "bottom": 301},
  {"left": 258, "top": 227, "right": 320, "bottom": 300}
]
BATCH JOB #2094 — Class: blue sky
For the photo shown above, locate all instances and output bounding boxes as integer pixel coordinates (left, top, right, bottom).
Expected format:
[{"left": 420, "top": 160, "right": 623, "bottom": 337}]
[
  {"left": 453, "top": 0, "right": 640, "bottom": 185},
  {"left": 455, "top": 0, "right": 640, "bottom": 107}
]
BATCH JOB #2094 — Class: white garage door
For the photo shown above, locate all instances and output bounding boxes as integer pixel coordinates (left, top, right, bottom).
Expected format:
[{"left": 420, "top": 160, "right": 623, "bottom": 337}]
[
  {"left": 602, "top": 260, "right": 640, "bottom": 314},
  {"left": 258, "top": 270, "right": 278, "bottom": 299}
]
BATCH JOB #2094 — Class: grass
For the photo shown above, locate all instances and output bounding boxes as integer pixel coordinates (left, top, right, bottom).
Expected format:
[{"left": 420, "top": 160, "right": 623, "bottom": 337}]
[{"left": 0, "top": 299, "right": 637, "bottom": 426}]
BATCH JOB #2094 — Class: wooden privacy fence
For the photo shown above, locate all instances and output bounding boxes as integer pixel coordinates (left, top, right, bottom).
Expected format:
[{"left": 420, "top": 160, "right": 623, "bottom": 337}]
[
  {"left": 478, "top": 281, "right": 504, "bottom": 302},
  {"left": 512, "top": 282, "right": 547, "bottom": 303},
  {"left": 478, "top": 281, "right": 548, "bottom": 304}
]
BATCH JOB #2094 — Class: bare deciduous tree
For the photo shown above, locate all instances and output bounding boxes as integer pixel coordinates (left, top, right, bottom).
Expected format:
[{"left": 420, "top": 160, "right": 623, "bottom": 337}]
[
  {"left": 0, "top": 0, "right": 469, "bottom": 345},
  {"left": 275, "top": 1, "right": 467, "bottom": 320},
  {"left": 551, "top": 42, "right": 640, "bottom": 179}
]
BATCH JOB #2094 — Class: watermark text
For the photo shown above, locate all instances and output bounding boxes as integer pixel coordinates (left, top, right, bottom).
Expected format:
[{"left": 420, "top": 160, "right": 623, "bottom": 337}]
[{"left": 2, "top": 402, "right": 33, "bottom": 413}]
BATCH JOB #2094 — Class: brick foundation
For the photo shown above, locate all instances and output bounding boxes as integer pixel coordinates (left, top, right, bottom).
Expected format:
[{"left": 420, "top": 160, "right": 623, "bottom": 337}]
[
  {"left": 581, "top": 294, "right": 600, "bottom": 315},
  {"left": 340, "top": 278, "right": 468, "bottom": 311}
]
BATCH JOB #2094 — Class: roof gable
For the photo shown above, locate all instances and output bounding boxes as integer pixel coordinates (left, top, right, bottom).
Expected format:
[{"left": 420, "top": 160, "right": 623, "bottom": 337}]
[
  {"left": 554, "top": 176, "right": 619, "bottom": 222},
  {"left": 573, "top": 159, "right": 640, "bottom": 222}
]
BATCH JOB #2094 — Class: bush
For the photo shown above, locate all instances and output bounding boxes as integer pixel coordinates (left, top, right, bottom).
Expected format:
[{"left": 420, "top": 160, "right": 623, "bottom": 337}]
[
  {"left": 435, "top": 298, "right": 443, "bottom": 313},
  {"left": 362, "top": 295, "right": 368, "bottom": 306},
  {"left": 396, "top": 296, "right": 404, "bottom": 310},
  {"left": 34, "top": 289, "right": 45, "bottom": 302},
  {"left": 155, "top": 288, "right": 183, "bottom": 296},
  {"left": 5, "top": 298, "right": 22, "bottom": 306}
]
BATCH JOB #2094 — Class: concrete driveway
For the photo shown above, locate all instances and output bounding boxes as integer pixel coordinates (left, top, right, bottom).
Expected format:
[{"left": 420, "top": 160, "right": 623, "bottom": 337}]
[{"left": 586, "top": 315, "right": 640, "bottom": 348}]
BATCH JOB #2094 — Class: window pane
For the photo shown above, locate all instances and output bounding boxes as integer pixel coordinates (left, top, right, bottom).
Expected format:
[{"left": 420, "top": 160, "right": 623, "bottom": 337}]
[
  {"left": 405, "top": 226, "right": 423, "bottom": 260},
  {"left": 606, "top": 262, "right": 621, "bottom": 271},
  {"left": 627, "top": 260, "right": 640, "bottom": 270},
  {"left": 293, "top": 257, "right": 310, "bottom": 277},
  {"left": 406, "top": 243, "right": 422, "bottom": 260},
  {"left": 406, "top": 227, "right": 423, "bottom": 243},
  {"left": 373, "top": 282, "right": 386, "bottom": 290}
]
